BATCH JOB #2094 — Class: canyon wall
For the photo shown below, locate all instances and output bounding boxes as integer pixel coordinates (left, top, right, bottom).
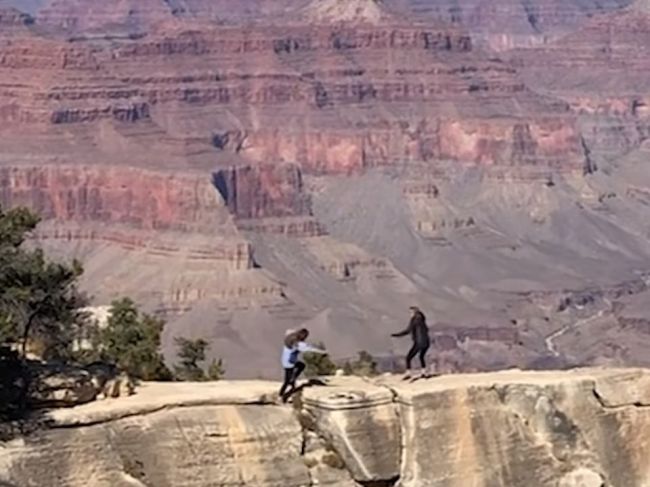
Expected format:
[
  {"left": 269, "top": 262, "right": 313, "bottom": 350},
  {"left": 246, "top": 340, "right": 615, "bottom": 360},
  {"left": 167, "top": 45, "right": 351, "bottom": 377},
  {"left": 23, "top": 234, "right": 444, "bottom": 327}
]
[
  {"left": 0, "top": 165, "right": 230, "bottom": 232},
  {"left": 516, "top": 8, "right": 650, "bottom": 159},
  {"left": 0, "top": 8, "right": 586, "bottom": 175},
  {"left": 394, "top": 0, "right": 635, "bottom": 49},
  {"left": 1, "top": 0, "right": 650, "bottom": 377},
  {"left": 2, "top": 368, "right": 650, "bottom": 486}
]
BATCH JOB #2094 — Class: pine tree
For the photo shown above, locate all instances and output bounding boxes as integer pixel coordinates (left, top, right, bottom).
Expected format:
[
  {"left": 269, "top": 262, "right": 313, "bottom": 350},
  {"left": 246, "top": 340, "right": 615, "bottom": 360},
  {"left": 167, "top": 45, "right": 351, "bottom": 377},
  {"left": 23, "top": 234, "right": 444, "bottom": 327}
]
[
  {"left": 173, "top": 337, "right": 209, "bottom": 381},
  {"left": 0, "top": 206, "right": 88, "bottom": 422},
  {"left": 99, "top": 298, "right": 171, "bottom": 381},
  {"left": 0, "top": 207, "right": 86, "bottom": 360}
]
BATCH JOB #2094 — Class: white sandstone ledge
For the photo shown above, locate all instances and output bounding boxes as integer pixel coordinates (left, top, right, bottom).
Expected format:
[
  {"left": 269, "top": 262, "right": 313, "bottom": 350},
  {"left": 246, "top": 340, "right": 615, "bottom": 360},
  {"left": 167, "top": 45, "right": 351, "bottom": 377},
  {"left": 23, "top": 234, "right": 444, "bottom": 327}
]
[
  {"left": 5, "top": 366, "right": 650, "bottom": 487},
  {"left": 50, "top": 367, "right": 650, "bottom": 427}
]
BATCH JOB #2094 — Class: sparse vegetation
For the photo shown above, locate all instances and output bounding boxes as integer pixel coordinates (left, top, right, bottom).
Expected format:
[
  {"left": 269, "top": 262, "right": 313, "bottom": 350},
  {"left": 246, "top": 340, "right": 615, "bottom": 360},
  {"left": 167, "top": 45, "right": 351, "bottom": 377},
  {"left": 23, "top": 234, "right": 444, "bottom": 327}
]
[
  {"left": 0, "top": 206, "right": 180, "bottom": 428},
  {"left": 207, "top": 357, "right": 226, "bottom": 381},
  {"left": 173, "top": 337, "right": 225, "bottom": 381},
  {"left": 303, "top": 342, "right": 337, "bottom": 377},
  {"left": 343, "top": 350, "right": 378, "bottom": 377},
  {"left": 173, "top": 337, "right": 209, "bottom": 381},
  {"left": 0, "top": 206, "right": 86, "bottom": 361},
  {"left": 0, "top": 206, "right": 88, "bottom": 423},
  {"left": 94, "top": 298, "right": 172, "bottom": 381}
]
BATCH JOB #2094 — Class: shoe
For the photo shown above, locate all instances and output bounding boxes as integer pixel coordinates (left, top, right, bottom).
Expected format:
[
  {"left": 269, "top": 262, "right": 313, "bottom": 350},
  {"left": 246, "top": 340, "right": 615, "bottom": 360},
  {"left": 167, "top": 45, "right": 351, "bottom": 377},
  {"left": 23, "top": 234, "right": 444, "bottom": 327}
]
[
  {"left": 402, "top": 373, "right": 412, "bottom": 381},
  {"left": 281, "top": 390, "right": 294, "bottom": 404}
]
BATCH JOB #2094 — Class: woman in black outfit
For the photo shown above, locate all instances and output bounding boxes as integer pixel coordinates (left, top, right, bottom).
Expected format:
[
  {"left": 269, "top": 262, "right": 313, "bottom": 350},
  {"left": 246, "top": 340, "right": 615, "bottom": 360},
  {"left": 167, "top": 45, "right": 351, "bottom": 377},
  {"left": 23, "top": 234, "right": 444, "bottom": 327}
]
[{"left": 391, "top": 306, "right": 431, "bottom": 379}]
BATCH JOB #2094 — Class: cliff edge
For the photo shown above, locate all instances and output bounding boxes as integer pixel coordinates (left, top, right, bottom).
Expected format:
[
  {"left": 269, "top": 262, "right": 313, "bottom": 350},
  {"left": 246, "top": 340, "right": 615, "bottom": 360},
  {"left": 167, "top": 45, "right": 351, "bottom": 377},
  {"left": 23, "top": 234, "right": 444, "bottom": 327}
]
[{"left": 2, "top": 368, "right": 650, "bottom": 486}]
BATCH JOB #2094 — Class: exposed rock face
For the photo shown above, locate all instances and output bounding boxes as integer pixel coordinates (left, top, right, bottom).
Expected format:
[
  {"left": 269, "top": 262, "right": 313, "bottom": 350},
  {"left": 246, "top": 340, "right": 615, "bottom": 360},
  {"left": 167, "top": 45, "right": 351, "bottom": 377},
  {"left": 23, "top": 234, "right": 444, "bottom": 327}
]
[
  {"left": 212, "top": 163, "right": 312, "bottom": 220},
  {"left": 2, "top": 368, "right": 650, "bottom": 486},
  {"left": 394, "top": 0, "right": 635, "bottom": 49},
  {"left": 37, "top": 0, "right": 179, "bottom": 33},
  {"left": 30, "top": 363, "right": 99, "bottom": 407},
  {"left": 1, "top": 0, "right": 650, "bottom": 377},
  {"left": 302, "top": 382, "right": 401, "bottom": 482},
  {"left": 0, "top": 5, "right": 583, "bottom": 173},
  {"left": 0, "top": 6, "right": 34, "bottom": 26},
  {"left": 304, "top": 0, "right": 393, "bottom": 25},
  {"left": 516, "top": 7, "right": 650, "bottom": 160},
  {"left": 0, "top": 165, "right": 230, "bottom": 232},
  {"left": 26, "top": 362, "right": 134, "bottom": 408},
  {"left": 0, "top": 165, "right": 257, "bottom": 272}
]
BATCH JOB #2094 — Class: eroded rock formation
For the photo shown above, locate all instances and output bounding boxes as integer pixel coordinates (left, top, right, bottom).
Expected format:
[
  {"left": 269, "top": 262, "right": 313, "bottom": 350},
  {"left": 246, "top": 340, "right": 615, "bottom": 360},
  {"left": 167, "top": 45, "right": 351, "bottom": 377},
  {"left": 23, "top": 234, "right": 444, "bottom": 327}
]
[
  {"left": 2, "top": 368, "right": 650, "bottom": 486},
  {"left": 1, "top": 0, "right": 650, "bottom": 377}
]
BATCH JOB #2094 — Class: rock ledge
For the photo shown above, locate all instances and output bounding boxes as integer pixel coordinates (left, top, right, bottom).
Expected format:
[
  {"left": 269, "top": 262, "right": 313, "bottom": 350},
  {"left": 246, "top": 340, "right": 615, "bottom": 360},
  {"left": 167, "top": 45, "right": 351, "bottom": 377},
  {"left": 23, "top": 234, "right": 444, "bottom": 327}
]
[{"left": 2, "top": 367, "right": 650, "bottom": 487}]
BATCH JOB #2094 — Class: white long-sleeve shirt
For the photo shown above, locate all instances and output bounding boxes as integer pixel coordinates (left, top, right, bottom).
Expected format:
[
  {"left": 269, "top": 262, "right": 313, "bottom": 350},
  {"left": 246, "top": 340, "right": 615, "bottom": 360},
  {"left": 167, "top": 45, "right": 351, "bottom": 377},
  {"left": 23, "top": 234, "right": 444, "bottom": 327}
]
[{"left": 281, "top": 341, "right": 325, "bottom": 368}]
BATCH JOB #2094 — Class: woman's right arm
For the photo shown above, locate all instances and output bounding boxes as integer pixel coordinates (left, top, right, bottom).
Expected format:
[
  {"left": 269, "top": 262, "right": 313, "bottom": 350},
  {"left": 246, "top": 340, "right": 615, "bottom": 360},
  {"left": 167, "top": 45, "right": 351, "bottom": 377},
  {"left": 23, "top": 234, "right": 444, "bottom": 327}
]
[{"left": 297, "top": 342, "right": 326, "bottom": 353}]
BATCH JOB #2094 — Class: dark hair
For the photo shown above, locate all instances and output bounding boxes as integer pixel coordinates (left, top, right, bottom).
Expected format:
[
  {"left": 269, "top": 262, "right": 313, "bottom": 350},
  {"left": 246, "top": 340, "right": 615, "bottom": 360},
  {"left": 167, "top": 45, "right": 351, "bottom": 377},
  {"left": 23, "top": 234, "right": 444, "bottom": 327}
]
[{"left": 284, "top": 328, "right": 309, "bottom": 348}]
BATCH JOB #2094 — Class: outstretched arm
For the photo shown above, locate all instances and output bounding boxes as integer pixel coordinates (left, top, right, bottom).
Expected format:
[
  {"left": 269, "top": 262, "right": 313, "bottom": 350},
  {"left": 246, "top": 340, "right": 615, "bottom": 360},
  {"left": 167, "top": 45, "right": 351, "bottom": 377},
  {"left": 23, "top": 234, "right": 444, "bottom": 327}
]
[
  {"left": 298, "top": 342, "right": 327, "bottom": 354},
  {"left": 391, "top": 320, "right": 413, "bottom": 337}
]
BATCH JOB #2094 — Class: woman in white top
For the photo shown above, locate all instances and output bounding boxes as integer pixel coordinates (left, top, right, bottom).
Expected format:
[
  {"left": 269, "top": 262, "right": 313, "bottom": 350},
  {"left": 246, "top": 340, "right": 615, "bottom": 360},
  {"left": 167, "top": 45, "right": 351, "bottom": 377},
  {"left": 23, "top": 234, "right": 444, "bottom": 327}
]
[{"left": 279, "top": 328, "right": 325, "bottom": 401}]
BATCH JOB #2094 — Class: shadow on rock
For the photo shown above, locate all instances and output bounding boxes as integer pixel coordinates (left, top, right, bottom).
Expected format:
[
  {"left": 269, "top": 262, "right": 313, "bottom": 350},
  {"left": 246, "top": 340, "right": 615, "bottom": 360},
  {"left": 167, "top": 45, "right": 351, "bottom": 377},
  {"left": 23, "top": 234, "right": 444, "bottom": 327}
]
[{"left": 283, "top": 378, "right": 328, "bottom": 406}]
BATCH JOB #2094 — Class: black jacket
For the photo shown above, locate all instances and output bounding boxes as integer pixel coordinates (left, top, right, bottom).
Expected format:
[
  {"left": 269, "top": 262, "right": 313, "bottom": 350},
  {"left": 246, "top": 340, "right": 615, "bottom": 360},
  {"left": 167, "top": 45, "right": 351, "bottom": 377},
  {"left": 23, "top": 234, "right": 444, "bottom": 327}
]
[{"left": 392, "top": 311, "right": 430, "bottom": 347}]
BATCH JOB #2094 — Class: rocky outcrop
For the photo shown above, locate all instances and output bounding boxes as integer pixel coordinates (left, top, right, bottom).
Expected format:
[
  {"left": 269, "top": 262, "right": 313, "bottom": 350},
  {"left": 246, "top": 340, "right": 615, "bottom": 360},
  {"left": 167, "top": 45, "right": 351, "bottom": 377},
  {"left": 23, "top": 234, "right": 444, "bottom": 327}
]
[
  {"left": 37, "top": 0, "right": 180, "bottom": 33},
  {"left": 29, "top": 363, "right": 99, "bottom": 407},
  {"left": 25, "top": 361, "right": 134, "bottom": 408},
  {"left": 0, "top": 5, "right": 585, "bottom": 173},
  {"left": 2, "top": 368, "right": 650, "bottom": 486},
  {"left": 0, "top": 7, "right": 35, "bottom": 26},
  {"left": 0, "top": 165, "right": 231, "bottom": 232},
  {"left": 516, "top": 9, "right": 650, "bottom": 159},
  {"left": 0, "top": 164, "right": 258, "bottom": 268},
  {"left": 393, "top": 0, "right": 634, "bottom": 50},
  {"left": 212, "top": 163, "right": 311, "bottom": 220}
]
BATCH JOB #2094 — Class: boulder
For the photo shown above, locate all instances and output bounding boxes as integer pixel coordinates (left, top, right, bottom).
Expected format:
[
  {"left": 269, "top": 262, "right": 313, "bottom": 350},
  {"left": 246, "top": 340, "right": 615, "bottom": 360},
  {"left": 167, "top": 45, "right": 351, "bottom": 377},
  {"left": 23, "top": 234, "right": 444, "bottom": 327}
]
[
  {"left": 86, "top": 363, "right": 135, "bottom": 400},
  {"left": 302, "top": 378, "right": 401, "bottom": 483},
  {"left": 30, "top": 363, "right": 98, "bottom": 408},
  {"left": 559, "top": 468, "right": 605, "bottom": 487}
]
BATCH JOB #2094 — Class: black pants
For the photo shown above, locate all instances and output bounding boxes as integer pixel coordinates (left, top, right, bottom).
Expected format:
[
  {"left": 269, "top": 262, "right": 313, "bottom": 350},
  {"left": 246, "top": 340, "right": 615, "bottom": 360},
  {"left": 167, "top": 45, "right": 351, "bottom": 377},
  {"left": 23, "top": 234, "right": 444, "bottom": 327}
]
[
  {"left": 406, "top": 343, "right": 429, "bottom": 370},
  {"left": 279, "top": 361, "right": 305, "bottom": 397}
]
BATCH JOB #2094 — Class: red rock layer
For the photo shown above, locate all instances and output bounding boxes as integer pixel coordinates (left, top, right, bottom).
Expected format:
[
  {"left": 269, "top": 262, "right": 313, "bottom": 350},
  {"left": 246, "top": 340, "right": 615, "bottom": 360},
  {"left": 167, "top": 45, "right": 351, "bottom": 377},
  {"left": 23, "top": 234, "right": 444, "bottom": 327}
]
[
  {"left": 394, "top": 0, "right": 634, "bottom": 49},
  {"left": 212, "top": 162, "right": 311, "bottom": 220},
  {"left": 0, "top": 165, "right": 230, "bottom": 232},
  {"left": 518, "top": 10, "right": 650, "bottom": 74},
  {"left": 0, "top": 18, "right": 585, "bottom": 175},
  {"left": 0, "top": 164, "right": 258, "bottom": 268},
  {"left": 37, "top": 0, "right": 177, "bottom": 32},
  {"left": 514, "top": 10, "right": 650, "bottom": 157},
  {"left": 0, "top": 2, "right": 590, "bottom": 245}
]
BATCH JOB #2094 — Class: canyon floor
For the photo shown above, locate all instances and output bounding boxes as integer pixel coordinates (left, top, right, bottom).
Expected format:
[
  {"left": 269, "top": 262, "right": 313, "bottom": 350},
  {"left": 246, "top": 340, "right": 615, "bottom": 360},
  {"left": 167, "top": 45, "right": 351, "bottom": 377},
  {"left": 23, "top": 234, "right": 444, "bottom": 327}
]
[{"left": 1, "top": 0, "right": 650, "bottom": 376}]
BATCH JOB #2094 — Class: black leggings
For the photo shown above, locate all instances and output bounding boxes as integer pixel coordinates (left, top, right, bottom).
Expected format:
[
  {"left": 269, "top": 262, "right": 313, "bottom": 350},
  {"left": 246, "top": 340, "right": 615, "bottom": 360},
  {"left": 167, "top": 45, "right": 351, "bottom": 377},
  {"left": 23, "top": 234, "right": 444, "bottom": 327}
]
[
  {"left": 279, "top": 361, "right": 305, "bottom": 396},
  {"left": 406, "top": 343, "right": 429, "bottom": 370}
]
